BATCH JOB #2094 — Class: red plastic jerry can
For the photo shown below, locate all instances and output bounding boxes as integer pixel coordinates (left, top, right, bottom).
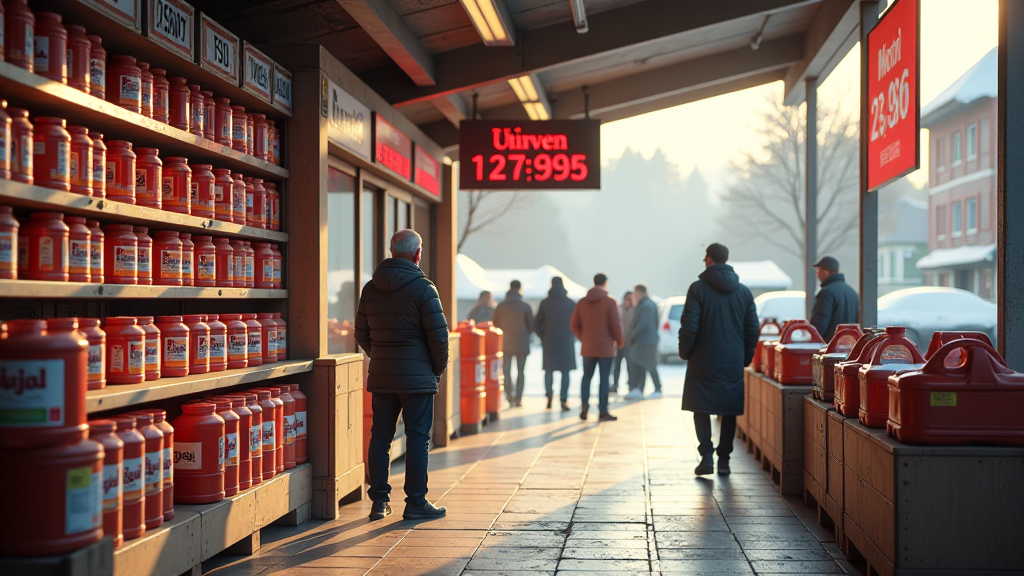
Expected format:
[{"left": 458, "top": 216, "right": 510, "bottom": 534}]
[
  {"left": 752, "top": 319, "right": 782, "bottom": 373},
  {"left": 924, "top": 331, "right": 993, "bottom": 366},
  {"left": 478, "top": 321, "right": 505, "bottom": 419},
  {"left": 857, "top": 326, "right": 925, "bottom": 428},
  {"left": 812, "top": 324, "right": 863, "bottom": 400},
  {"left": 456, "top": 321, "right": 487, "bottom": 428},
  {"left": 763, "top": 320, "right": 804, "bottom": 379},
  {"left": 773, "top": 321, "right": 824, "bottom": 385},
  {"left": 834, "top": 331, "right": 888, "bottom": 416},
  {"left": 888, "top": 339, "right": 1024, "bottom": 446}
]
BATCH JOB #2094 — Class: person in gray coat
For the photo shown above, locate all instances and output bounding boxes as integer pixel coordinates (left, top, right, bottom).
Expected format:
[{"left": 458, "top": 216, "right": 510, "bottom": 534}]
[
  {"left": 613, "top": 292, "right": 634, "bottom": 395},
  {"left": 534, "top": 277, "right": 577, "bottom": 411},
  {"left": 626, "top": 284, "right": 662, "bottom": 399},
  {"left": 493, "top": 280, "right": 534, "bottom": 408},
  {"left": 467, "top": 291, "right": 496, "bottom": 323}
]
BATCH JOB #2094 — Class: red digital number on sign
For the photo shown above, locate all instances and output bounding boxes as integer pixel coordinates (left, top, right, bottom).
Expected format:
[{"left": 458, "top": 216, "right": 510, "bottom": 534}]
[
  {"left": 866, "top": 0, "right": 919, "bottom": 191},
  {"left": 459, "top": 120, "right": 600, "bottom": 190}
]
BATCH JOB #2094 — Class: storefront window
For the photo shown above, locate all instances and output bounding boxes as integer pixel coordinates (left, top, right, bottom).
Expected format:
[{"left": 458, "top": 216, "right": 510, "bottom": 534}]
[
  {"left": 362, "top": 188, "right": 377, "bottom": 287},
  {"left": 327, "top": 166, "right": 357, "bottom": 353}
]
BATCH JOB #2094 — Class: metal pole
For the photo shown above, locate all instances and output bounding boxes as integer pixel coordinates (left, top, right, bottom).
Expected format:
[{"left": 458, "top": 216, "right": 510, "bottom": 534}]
[
  {"left": 859, "top": 0, "right": 881, "bottom": 328},
  {"left": 998, "top": 0, "right": 1024, "bottom": 368},
  {"left": 805, "top": 76, "right": 818, "bottom": 321}
]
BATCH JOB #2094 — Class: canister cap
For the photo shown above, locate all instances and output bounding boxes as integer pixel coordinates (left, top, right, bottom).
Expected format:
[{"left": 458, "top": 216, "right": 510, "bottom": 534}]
[
  {"left": 131, "top": 412, "right": 154, "bottom": 426},
  {"left": 139, "top": 409, "right": 166, "bottom": 423},
  {"left": 105, "top": 316, "right": 139, "bottom": 326},
  {"left": 87, "top": 420, "right": 117, "bottom": 434},
  {"left": 182, "top": 314, "right": 207, "bottom": 324},
  {"left": 182, "top": 403, "right": 215, "bottom": 415},
  {"left": 46, "top": 317, "right": 79, "bottom": 331},
  {"left": 257, "top": 391, "right": 271, "bottom": 400},
  {"left": 111, "top": 415, "right": 137, "bottom": 430},
  {"left": 156, "top": 315, "right": 184, "bottom": 323}
]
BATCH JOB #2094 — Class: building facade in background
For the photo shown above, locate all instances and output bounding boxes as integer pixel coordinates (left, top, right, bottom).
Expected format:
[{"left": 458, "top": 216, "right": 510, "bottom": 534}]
[{"left": 879, "top": 196, "right": 928, "bottom": 296}]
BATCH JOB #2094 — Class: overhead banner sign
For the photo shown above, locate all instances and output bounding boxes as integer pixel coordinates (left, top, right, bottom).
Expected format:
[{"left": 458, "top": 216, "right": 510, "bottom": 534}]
[
  {"left": 197, "top": 14, "right": 238, "bottom": 84},
  {"left": 866, "top": 0, "right": 920, "bottom": 191},
  {"left": 323, "top": 78, "right": 371, "bottom": 160},
  {"left": 374, "top": 114, "right": 412, "bottom": 180},
  {"left": 414, "top": 144, "right": 441, "bottom": 196},
  {"left": 459, "top": 120, "right": 600, "bottom": 190},
  {"left": 146, "top": 0, "right": 194, "bottom": 62}
]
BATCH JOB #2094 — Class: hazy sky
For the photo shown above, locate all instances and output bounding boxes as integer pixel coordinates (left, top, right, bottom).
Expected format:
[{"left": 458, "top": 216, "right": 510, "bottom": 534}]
[{"left": 599, "top": 0, "right": 999, "bottom": 188}]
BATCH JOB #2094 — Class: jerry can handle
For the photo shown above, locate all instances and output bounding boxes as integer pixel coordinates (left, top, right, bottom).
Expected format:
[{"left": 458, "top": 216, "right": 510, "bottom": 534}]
[
  {"left": 760, "top": 319, "right": 783, "bottom": 336},
  {"left": 867, "top": 334, "right": 926, "bottom": 366},
  {"left": 779, "top": 322, "right": 824, "bottom": 345},
  {"left": 922, "top": 339, "right": 1008, "bottom": 375}
]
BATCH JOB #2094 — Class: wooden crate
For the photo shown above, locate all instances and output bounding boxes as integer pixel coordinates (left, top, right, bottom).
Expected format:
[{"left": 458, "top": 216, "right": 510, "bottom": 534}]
[
  {"left": 310, "top": 355, "right": 366, "bottom": 520},
  {"left": 433, "top": 333, "right": 461, "bottom": 447},
  {"left": 760, "top": 376, "right": 813, "bottom": 495},
  {"left": 844, "top": 419, "right": 1024, "bottom": 575},
  {"left": 747, "top": 370, "right": 762, "bottom": 456},
  {"left": 826, "top": 409, "right": 851, "bottom": 546},
  {"left": 803, "top": 396, "right": 830, "bottom": 507}
]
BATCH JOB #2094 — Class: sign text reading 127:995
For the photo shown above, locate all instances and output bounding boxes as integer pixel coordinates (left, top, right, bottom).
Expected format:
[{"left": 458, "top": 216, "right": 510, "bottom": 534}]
[{"left": 470, "top": 153, "right": 588, "bottom": 183}]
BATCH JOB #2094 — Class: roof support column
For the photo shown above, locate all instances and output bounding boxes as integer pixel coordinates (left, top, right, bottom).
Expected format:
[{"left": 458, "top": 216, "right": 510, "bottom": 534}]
[
  {"left": 805, "top": 76, "right": 818, "bottom": 321},
  {"left": 998, "top": 0, "right": 1024, "bottom": 367},
  {"left": 859, "top": 0, "right": 880, "bottom": 328}
]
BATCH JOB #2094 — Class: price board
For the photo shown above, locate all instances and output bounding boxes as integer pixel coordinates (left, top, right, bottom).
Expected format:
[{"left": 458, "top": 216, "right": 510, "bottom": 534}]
[
  {"left": 197, "top": 14, "right": 238, "bottom": 84},
  {"left": 146, "top": 0, "right": 194, "bottom": 62}
]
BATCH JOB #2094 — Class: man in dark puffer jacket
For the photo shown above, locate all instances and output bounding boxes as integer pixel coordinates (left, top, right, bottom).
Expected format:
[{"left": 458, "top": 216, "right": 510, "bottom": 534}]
[{"left": 356, "top": 229, "right": 449, "bottom": 521}]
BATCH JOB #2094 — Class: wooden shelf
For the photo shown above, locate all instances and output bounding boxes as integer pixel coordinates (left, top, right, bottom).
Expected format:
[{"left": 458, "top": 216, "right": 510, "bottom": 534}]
[
  {"left": 0, "top": 61, "right": 287, "bottom": 180},
  {"left": 87, "top": 359, "right": 314, "bottom": 413},
  {"left": 0, "top": 279, "right": 287, "bottom": 300},
  {"left": 0, "top": 179, "right": 288, "bottom": 242}
]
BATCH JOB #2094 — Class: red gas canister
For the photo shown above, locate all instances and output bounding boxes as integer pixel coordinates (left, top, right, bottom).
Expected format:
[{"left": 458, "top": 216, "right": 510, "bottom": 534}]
[
  {"left": 224, "top": 314, "right": 248, "bottom": 369},
  {"left": 271, "top": 244, "right": 283, "bottom": 289},
  {"left": 10, "top": 108, "right": 32, "bottom": 184},
  {"left": 67, "top": 216, "right": 91, "bottom": 283},
  {"left": 139, "top": 409, "right": 174, "bottom": 520},
  {"left": 0, "top": 436, "right": 104, "bottom": 556},
  {"left": 202, "top": 91, "right": 215, "bottom": 140},
  {"left": 67, "top": 25, "right": 91, "bottom": 93},
  {"left": 221, "top": 396, "right": 252, "bottom": 490},
  {"left": 254, "top": 243, "right": 274, "bottom": 289},
  {"left": 243, "top": 242, "right": 255, "bottom": 288},
  {"left": 924, "top": 331, "right": 994, "bottom": 363},
  {"left": 858, "top": 326, "right": 926, "bottom": 428},
  {"left": 5, "top": 0, "right": 35, "bottom": 72},
  {"left": 87, "top": 219, "right": 103, "bottom": 283},
  {"left": 90, "top": 131, "right": 105, "bottom": 197},
  {"left": 156, "top": 316, "right": 189, "bottom": 378},
  {"left": 229, "top": 239, "right": 245, "bottom": 286},
  {"left": 274, "top": 385, "right": 296, "bottom": 469},
  {"left": 152, "top": 230, "right": 182, "bottom": 286},
  {"left": 243, "top": 392, "right": 263, "bottom": 485},
  {"left": 261, "top": 387, "right": 285, "bottom": 473},
  {"left": 180, "top": 232, "right": 194, "bottom": 287},
  {"left": 206, "top": 398, "right": 239, "bottom": 497},
  {"left": 110, "top": 415, "right": 145, "bottom": 540},
  {"left": 207, "top": 315, "right": 227, "bottom": 372},
  {"left": 257, "top": 312, "right": 278, "bottom": 363},
  {"left": 213, "top": 168, "right": 234, "bottom": 223},
  {"left": 835, "top": 331, "right": 889, "bottom": 417},
  {"left": 0, "top": 206, "right": 16, "bottom": 279},
  {"left": 289, "top": 384, "right": 306, "bottom": 464},
  {"left": 250, "top": 179, "right": 267, "bottom": 229},
  {"left": 214, "top": 237, "right": 234, "bottom": 287},
  {"left": 190, "top": 163, "right": 215, "bottom": 218},
  {"left": 0, "top": 319, "right": 87, "bottom": 448},
  {"left": 68, "top": 126, "right": 93, "bottom": 195},
  {"left": 265, "top": 183, "right": 280, "bottom": 231},
  {"left": 106, "top": 55, "right": 141, "bottom": 113},
  {"left": 34, "top": 13, "right": 68, "bottom": 84},
  {"left": 171, "top": 403, "right": 225, "bottom": 504},
  {"left": 103, "top": 224, "right": 136, "bottom": 284},
  {"left": 812, "top": 324, "right": 863, "bottom": 401},
  {"left": 162, "top": 156, "right": 190, "bottom": 214},
  {"left": 269, "top": 121, "right": 280, "bottom": 165},
  {"left": 231, "top": 172, "right": 246, "bottom": 225},
  {"left": 456, "top": 321, "right": 487, "bottom": 431},
  {"left": 105, "top": 140, "right": 136, "bottom": 204},
  {"left": 23, "top": 211, "right": 69, "bottom": 281},
  {"left": 138, "top": 317, "right": 160, "bottom": 381},
  {"left": 0, "top": 101, "right": 11, "bottom": 181},
  {"left": 88, "top": 419, "right": 124, "bottom": 548},
  {"left": 151, "top": 68, "right": 169, "bottom": 124},
  {"left": 774, "top": 322, "right": 825, "bottom": 385},
  {"left": 245, "top": 114, "right": 254, "bottom": 155},
  {"left": 215, "top": 98, "right": 232, "bottom": 146},
  {"left": 252, "top": 113, "right": 269, "bottom": 161},
  {"left": 183, "top": 314, "right": 210, "bottom": 375},
  {"left": 192, "top": 235, "right": 216, "bottom": 287},
  {"left": 231, "top": 106, "right": 247, "bottom": 152},
  {"left": 188, "top": 85, "right": 204, "bottom": 137},
  {"left": 104, "top": 317, "right": 145, "bottom": 385},
  {"left": 138, "top": 62, "right": 153, "bottom": 118},
  {"left": 274, "top": 313, "right": 287, "bottom": 359},
  {"left": 478, "top": 321, "right": 504, "bottom": 419},
  {"left": 80, "top": 317, "right": 106, "bottom": 390},
  {"left": 134, "top": 226, "right": 152, "bottom": 286},
  {"left": 244, "top": 313, "right": 263, "bottom": 366},
  {"left": 130, "top": 412, "right": 164, "bottom": 529},
  {"left": 88, "top": 36, "right": 106, "bottom": 99},
  {"left": 135, "top": 147, "right": 162, "bottom": 209},
  {"left": 256, "top": 390, "right": 277, "bottom": 479},
  {"left": 244, "top": 177, "right": 256, "bottom": 227},
  {"left": 32, "top": 117, "right": 71, "bottom": 191},
  {"left": 168, "top": 77, "right": 189, "bottom": 130}
]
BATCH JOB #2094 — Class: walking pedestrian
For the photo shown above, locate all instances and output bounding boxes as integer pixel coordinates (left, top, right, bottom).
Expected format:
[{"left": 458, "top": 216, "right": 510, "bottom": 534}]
[
  {"left": 810, "top": 256, "right": 859, "bottom": 342},
  {"left": 534, "top": 277, "right": 577, "bottom": 411},
  {"left": 626, "top": 284, "right": 662, "bottom": 400},
  {"left": 570, "top": 273, "right": 624, "bottom": 422},
  {"left": 355, "top": 230, "right": 450, "bottom": 520},
  {"left": 613, "top": 292, "right": 635, "bottom": 395},
  {"left": 467, "top": 290, "right": 496, "bottom": 323},
  {"left": 678, "top": 243, "right": 759, "bottom": 476},
  {"left": 493, "top": 280, "right": 534, "bottom": 408}
]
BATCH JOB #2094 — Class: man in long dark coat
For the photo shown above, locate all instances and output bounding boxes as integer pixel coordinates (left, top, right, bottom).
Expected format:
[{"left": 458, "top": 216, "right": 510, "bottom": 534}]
[
  {"left": 678, "top": 243, "right": 759, "bottom": 476},
  {"left": 534, "top": 277, "right": 577, "bottom": 410},
  {"left": 494, "top": 280, "right": 534, "bottom": 408}
]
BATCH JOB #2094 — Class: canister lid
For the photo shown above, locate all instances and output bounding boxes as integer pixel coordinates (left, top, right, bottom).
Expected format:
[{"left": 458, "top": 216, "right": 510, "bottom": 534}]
[
  {"left": 182, "top": 403, "right": 215, "bottom": 415},
  {"left": 156, "top": 315, "right": 183, "bottom": 323},
  {"left": 87, "top": 419, "right": 117, "bottom": 434}
]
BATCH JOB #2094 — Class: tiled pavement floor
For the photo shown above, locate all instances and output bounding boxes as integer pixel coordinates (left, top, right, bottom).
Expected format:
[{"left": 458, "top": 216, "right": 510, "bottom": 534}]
[{"left": 205, "top": 395, "right": 858, "bottom": 576}]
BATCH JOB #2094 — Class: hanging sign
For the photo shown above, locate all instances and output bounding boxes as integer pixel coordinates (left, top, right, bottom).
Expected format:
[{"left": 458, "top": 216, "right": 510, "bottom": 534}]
[
  {"left": 196, "top": 14, "right": 238, "bottom": 84},
  {"left": 241, "top": 42, "right": 273, "bottom": 103},
  {"left": 374, "top": 114, "right": 412, "bottom": 180},
  {"left": 146, "top": 0, "right": 194, "bottom": 61},
  {"left": 459, "top": 119, "right": 600, "bottom": 190},
  {"left": 272, "top": 63, "right": 293, "bottom": 116},
  {"left": 414, "top": 144, "right": 441, "bottom": 196},
  {"left": 866, "top": 0, "right": 920, "bottom": 191},
  {"left": 83, "top": 0, "right": 141, "bottom": 31},
  {"left": 323, "top": 78, "right": 371, "bottom": 160}
]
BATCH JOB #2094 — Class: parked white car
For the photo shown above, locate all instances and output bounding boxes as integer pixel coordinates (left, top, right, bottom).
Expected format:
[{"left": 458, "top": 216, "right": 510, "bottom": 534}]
[
  {"left": 877, "top": 287, "right": 997, "bottom": 349},
  {"left": 657, "top": 296, "right": 687, "bottom": 363},
  {"left": 755, "top": 290, "right": 806, "bottom": 323}
]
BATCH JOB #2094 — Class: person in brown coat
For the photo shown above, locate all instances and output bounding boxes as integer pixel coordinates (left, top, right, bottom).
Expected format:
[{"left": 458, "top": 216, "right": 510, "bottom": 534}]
[{"left": 570, "top": 273, "right": 624, "bottom": 421}]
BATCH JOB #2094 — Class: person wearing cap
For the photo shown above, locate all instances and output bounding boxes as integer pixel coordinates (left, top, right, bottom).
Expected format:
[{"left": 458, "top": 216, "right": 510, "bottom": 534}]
[
  {"left": 678, "top": 243, "right": 759, "bottom": 475},
  {"left": 810, "top": 256, "right": 859, "bottom": 342}
]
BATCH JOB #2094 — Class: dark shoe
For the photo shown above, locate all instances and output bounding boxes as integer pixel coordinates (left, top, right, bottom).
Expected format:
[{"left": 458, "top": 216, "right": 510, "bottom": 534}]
[
  {"left": 515, "top": 399, "right": 523, "bottom": 407},
  {"left": 580, "top": 405, "right": 589, "bottom": 420},
  {"left": 561, "top": 401, "right": 570, "bottom": 412},
  {"left": 369, "top": 501, "right": 392, "bottom": 520},
  {"left": 508, "top": 399, "right": 516, "bottom": 409},
  {"left": 403, "top": 501, "right": 447, "bottom": 520},
  {"left": 598, "top": 411, "right": 618, "bottom": 422},
  {"left": 546, "top": 396, "right": 553, "bottom": 409},
  {"left": 694, "top": 455, "right": 714, "bottom": 476},
  {"left": 717, "top": 458, "right": 731, "bottom": 475}
]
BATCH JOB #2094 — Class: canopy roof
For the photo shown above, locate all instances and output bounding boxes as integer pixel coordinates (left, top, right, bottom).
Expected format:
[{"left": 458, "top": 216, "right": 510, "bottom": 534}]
[
  {"left": 456, "top": 254, "right": 588, "bottom": 300},
  {"left": 731, "top": 260, "right": 794, "bottom": 290},
  {"left": 922, "top": 47, "right": 997, "bottom": 127},
  {"left": 916, "top": 244, "right": 996, "bottom": 271}
]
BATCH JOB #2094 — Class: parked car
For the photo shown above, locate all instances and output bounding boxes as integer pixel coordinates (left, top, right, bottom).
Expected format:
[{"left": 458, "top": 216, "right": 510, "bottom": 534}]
[
  {"left": 755, "top": 290, "right": 806, "bottom": 323},
  {"left": 877, "top": 287, "right": 997, "bottom": 349},
  {"left": 657, "top": 296, "right": 686, "bottom": 363}
]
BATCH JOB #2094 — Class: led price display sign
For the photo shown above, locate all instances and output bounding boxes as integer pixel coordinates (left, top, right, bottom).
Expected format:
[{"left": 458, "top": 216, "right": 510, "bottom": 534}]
[
  {"left": 866, "top": 0, "right": 920, "bottom": 191},
  {"left": 459, "top": 120, "right": 600, "bottom": 190}
]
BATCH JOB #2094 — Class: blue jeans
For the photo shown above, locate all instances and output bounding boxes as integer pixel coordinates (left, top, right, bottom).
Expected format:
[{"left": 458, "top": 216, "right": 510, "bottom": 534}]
[
  {"left": 544, "top": 370, "right": 571, "bottom": 402},
  {"left": 580, "top": 357, "right": 613, "bottom": 412},
  {"left": 367, "top": 392, "right": 434, "bottom": 505}
]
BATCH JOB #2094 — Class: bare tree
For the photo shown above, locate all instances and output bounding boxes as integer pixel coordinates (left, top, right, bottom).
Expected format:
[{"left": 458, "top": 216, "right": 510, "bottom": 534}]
[
  {"left": 720, "top": 90, "right": 859, "bottom": 258},
  {"left": 458, "top": 191, "right": 529, "bottom": 252}
]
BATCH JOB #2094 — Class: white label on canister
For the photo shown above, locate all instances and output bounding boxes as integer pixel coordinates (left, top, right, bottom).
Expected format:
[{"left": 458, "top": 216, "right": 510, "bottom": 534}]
[
  {"left": 90, "top": 239, "right": 102, "bottom": 274},
  {"left": 145, "top": 338, "right": 160, "bottom": 371},
  {"left": 250, "top": 424, "right": 261, "bottom": 454},
  {"left": 70, "top": 240, "right": 90, "bottom": 275},
  {"left": 476, "top": 363, "right": 486, "bottom": 384},
  {"left": 262, "top": 420, "right": 275, "bottom": 449},
  {"left": 88, "top": 344, "right": 104, "bottom": 384},
  {"left": 197, "top": 253, "right": 215, "bottom": 281},
  {"left": 162, "top": 446, "right": 173, "bottom": 482},
  {"left": 37, "top": 236, "right": 54, "bottom": 270},
  {"left": 110, "top": 344, "right": 124, "bottom": 372},
  {"left": 90, "top": 57, "right": 105, "bottom": 87},
  {"left": 244, "top": 255, "right": 253, "bottom": 282},
  {"left": 267, "top": 327, "right": 277, "bottom": 356},
  {"left": 195, "top": 334, "right": 208, "bottom": 361},
  {"left": 228, "top": 333, "right": 247, "bottom": 359},
  {"left": 101, "top": 463, "right": 121, "bottom": 512},
  {"left": 218, "top": 436, "right": 224, "bottom": 470},
  {"left": 65, "top": 467, "right": 101, "bottom": 535},
  {"left": 262, "top": 260, "right": 274, "bottom": 283},
  {"left": 490, "top": 359, "right": 500, "bottom": 381},
  {"left": 113, "top": 244, "right": 137, "bottom": 276},
  {"left": 19, "top": 134, "right": 31, "bottom": 174},
  {"left": 122, "top": 456, "right": 143, "bottom": 503},
  {"left": 164, "top": 336, "right": 188, "bottom": 368},
  {"left": 0, "top": 359, "right": 65, "bottom": 426},
  {"left": 295, "top": 410, "right": 306, "bottom": 437},
  {"left": 209, "top": 334, "right": 226, "bottom": 363},
  {"left": 56, "top": 141, "right": 69, "bottom": 178},
  {"left": 284, "top": 414, "right": 295, "bottom": 445},
  {"left": 34, "top": 36, "right": 50, "bottom": 72},
  {"left": 0, "top": 231, "right": 13, "bottom": 264},
  {"left": 137, "top": 246, "right": 151, "bottom": 274},
  {"left": 214, "top": 184, "right": 224, "bottom": 202},
  {"left": 120, "top": 75, "right": 141, "bottom": 102},
  {"left": 248, "top": 330, "right": 261, "bottom": 355},
  {"left": 161, "top": 249, "right": 182, "bottom": 279},
  {"left": 181, "top": 250, "right": 193, "bottom": 281},
  {"left": 128, "top": 341, "right": 145, "bottom": 374},
  {"left": 144, "top": 450, "right": 163, "bottom": 495},
  {"left": 174, "top": 441, "right": 201, "bottom": 471},
  {"left": 92, "top": 154, "right": 104, "bottom": 186},
  {"left": 225, "top": 432, "right": 238, "bottom": 466},
  {"left": 277, "top": 326, "right": 286, "bottom": 355}
]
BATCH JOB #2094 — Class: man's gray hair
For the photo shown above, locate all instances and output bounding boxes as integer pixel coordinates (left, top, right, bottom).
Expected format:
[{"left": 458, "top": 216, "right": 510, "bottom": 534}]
[{"left": 391, "top": 229, "right": 423, "bottom": 257}]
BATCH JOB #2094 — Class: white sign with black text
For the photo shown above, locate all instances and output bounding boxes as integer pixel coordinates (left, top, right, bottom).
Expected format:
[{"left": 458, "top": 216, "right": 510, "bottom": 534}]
[
  {"left": 324, "top": 78, "right": 371, "bottom": 160},
  {"left": 198, "top": 14, "right": 238, "bottom": 84}
]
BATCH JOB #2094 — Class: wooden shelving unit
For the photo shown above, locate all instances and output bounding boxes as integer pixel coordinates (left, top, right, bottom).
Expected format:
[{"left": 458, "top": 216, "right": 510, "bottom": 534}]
[{"left": 0, "top": 279, "right": 287, "bottom": 299}]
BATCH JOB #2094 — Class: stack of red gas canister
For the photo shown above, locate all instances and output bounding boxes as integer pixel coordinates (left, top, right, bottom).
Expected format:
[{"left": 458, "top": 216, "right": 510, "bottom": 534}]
[
  {"left": 857, "top": 326, "right": 926, "bottom": 428},
  {"left": 456, "top": 321, "right": 487, "bottom": 431},
  {"left": 750, "top": 318, "right": 782, "bottom": 373},
  {"left": 834, "top": 330, "right": 889, "bottom": 417},
  {"left": 773, "top": 321, "right": 825, "bottom": 385},
  {"left": 478, "top": 321, "right": 504, "bottom": 421},
  {"left": 811, "top": 324, "right": 863, "bottom": 401}
]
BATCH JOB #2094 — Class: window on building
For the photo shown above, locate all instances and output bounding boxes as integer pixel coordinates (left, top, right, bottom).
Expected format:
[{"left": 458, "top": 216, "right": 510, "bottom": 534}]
[
  {"left": 967, "top": 197, "right": 977, "bottom": 233},
  {"left": 936, "top": 204, "right": 947, "bottom": 238},
  {"left": 935, "top": 137, "right": 945, "bottom": 171},
  {"left": 952, "top": 132, "right": 962, "bottom": 165},
  {"left": 967, "top": 124, "right": 977, "bottom": 159},
  {"left": 981, "top": 119, "right": 991, "bottom": 154},
  {"left": 952, "top": 201, "right": 962, "bottom": 236},
  {"left": 327, "top": 166, "right": 357, "bottom": 333},
  {"left": 879, "top": 250, "right": 891, "bottom": 282}
]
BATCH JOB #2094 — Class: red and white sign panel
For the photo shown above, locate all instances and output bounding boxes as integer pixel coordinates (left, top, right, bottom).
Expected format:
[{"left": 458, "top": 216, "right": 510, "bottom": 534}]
[
  {"left": 83, "top": 0, "right": 141, "bottom": 31},
  {"left": 146, "top": 0, "right": 195, "bottom": 62},
  {"left": 414, "top": 145, "right": 440, "bottom": 196},
  {"left": 866, "top": 0, "right": 920, "bottom": 191},
  {"left": 374, "top": 114, "right": 412, "bottom": 180}
]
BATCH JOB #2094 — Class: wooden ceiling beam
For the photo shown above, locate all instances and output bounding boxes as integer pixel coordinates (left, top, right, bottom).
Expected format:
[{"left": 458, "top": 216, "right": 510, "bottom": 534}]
[
  {"left": 336, "top": 0, "right": 436, "bottom": 86},
  {"left": 782, "top": 0, "right": 859, "bottom": 105}
]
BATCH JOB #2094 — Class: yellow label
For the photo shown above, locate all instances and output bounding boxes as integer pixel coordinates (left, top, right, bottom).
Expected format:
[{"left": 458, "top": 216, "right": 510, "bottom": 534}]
[
  {"left": 930, "top": 392, "right": 957, "bottom": 407},
  {"left": 67, "top": 466, "right": 92, "bottom": 490}
]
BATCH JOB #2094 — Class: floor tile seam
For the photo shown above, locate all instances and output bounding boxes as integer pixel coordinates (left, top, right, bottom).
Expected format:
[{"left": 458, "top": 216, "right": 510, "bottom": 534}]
[
  {"left": 557, "top": 420, "right": 605, "bottom": 562},
  {"left": 640, "top": 398, "right": 659, "bottom": 572}
]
